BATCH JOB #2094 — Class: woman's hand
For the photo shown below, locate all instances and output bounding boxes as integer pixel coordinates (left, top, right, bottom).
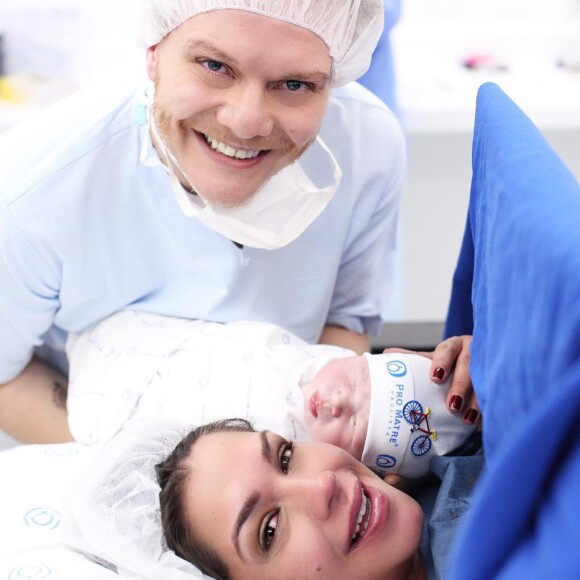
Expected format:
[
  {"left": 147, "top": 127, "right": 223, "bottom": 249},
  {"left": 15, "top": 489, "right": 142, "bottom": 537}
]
[{"left": 384, "top": 335, "right": 480, "bottom": 427}]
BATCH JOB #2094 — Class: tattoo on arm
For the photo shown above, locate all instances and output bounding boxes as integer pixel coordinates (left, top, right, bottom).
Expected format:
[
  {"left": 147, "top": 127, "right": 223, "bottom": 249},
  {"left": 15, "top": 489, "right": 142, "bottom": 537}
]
[{"left": 52, "top": 380, "right": 68, "bottom": 410}]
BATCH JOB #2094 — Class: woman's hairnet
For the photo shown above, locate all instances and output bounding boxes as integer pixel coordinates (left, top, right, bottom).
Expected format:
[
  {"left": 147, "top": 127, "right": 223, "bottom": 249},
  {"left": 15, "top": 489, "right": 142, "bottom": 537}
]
[
  {"left": 138, "top": 0, "right": 384, "bottom": 86},
  {"left": 62, "top": 417, "right": 208, "bottom": 579}
]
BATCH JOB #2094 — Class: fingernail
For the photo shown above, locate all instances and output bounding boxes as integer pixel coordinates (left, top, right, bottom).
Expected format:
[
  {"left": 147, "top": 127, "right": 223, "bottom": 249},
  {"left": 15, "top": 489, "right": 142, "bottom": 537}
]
[
  {"left": 432, "top": 367, "right": 445, "bottom": 381},
  {"left": 449, "top": 395, "right": 463, "bottom": 411},
  {"left": 464, "top": 408, "right": 479, "bottom": 424}
]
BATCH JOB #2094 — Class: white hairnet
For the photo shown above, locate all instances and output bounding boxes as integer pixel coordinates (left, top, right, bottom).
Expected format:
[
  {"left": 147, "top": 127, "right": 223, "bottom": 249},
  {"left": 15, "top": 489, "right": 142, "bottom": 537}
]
[
  {"left": 138, "top": 0, "right": 384, "bottom": 86},
  {"left": 62, "top": 418, "right": 208, "bottom": 579}
]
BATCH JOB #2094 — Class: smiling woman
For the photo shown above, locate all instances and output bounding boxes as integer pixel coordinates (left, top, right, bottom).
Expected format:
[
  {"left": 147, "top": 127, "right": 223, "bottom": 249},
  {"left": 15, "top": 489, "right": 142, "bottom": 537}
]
[{"left": 156, "top": 419, "right": 426, "bottom": 580}]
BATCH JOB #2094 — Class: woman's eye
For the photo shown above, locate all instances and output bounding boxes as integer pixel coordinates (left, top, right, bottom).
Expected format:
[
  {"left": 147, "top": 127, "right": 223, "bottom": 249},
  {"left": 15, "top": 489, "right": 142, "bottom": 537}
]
[
  {"left": 202, "top": 59, "right": 226, "bottom": 73},
  {"left": 261, "top": 511, "right": 279, "bottom": 552},
  {"left": 280, "top": 442, "right": 293, "bottom": 474}
]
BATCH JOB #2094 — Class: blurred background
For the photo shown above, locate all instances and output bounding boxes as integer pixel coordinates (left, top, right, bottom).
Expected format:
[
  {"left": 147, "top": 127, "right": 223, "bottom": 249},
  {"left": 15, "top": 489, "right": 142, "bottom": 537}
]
[{"left": 0, "top": 2, "right": 579, "bottom": 449}]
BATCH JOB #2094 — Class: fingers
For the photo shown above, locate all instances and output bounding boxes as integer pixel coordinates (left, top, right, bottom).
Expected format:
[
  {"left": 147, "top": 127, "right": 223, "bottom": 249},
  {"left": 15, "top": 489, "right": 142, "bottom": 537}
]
[
  {"left": 383, "top": 346, "right": 434, "bottom": 360},
  {"left": 430, "top": 336, "right": 468, "bottom": 382},
  {"left": 385, "top": 336, "right": 481, "bottom": 427},
  {"left": 462, "top": 392, "right": 481, "bottom": 428},
  {"left": 431, "top": 335, "right": 481, "bottom": 427}
]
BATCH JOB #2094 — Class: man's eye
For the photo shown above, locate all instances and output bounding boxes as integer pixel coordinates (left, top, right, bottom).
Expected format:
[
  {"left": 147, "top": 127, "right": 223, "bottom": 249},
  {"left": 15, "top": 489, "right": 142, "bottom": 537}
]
[
  {"left": 203, "top": 59, "right": 226, "bottom": 73},
  {"left": 261, "top": 511, "right": 279, "bottom": 552},
  {"left": 280, "top": 442, "right": 293, "bottom": 474},
  {"left": 285, "top": 80, "right": 309, "bottom": 92}
]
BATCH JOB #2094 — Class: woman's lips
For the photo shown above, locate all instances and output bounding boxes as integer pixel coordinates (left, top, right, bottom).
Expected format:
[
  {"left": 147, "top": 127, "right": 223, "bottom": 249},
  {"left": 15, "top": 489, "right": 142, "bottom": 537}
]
[{"left": 348, "top": 482, "right": 388, "bottom": 554}]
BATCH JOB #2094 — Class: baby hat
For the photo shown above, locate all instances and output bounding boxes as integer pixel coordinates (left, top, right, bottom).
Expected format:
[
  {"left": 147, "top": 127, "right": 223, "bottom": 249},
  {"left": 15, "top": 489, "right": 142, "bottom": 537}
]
[{"left": 361, "top": 353, "right": 476, "bottom": 479}]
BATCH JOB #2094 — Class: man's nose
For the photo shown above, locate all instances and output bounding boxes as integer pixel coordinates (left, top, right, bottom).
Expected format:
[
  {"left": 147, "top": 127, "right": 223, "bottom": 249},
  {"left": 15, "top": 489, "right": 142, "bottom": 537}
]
[
  {"left": 216, "top": 82, "right": 274, "bottom": 139},
  {"left": 286, "top": 471, "right": 338, "bottom": 520}
]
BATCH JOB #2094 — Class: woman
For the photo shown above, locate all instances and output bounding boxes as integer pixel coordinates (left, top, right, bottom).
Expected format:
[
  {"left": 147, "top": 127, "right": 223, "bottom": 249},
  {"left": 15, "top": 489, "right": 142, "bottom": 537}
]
[
  {"left": 63, "top": 417, "right": 431, "bottom": 580},
  {"left": 158, "top": 418, "right": 427, "bottom": 580}
]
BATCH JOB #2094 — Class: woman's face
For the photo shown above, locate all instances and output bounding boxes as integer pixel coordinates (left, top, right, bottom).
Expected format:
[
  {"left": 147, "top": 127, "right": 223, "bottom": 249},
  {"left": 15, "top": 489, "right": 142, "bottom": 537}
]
[{"left": 183, "top": 430, "right": 423, "bottom": 579}]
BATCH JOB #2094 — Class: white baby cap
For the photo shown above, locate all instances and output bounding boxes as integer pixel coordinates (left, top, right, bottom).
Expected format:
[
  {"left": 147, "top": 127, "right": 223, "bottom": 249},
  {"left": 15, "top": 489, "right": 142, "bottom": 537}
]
[{"left": 361, "top": 353, "right": 476, "bottom": 479}]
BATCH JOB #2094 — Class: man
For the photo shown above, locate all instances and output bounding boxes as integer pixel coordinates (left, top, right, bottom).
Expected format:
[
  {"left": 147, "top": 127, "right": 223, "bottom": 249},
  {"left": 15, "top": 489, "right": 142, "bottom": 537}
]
[{"left": 0, "top": 1, "right": 469, "bottom": 444}]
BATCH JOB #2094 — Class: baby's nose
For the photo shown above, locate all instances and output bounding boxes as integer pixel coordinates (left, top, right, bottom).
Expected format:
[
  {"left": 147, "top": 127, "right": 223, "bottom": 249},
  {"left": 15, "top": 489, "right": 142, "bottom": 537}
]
[{"left": 330, "top": 390, "right": 348, "bottom": 416}]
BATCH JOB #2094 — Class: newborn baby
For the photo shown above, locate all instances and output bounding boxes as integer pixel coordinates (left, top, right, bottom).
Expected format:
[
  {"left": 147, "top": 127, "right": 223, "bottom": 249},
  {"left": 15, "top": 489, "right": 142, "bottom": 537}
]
[
  {"left": 67, "top": 311, "right": 476, "bottom": 479},
  {"left": 302, "top": 353, "right": 476, "bottom": 478}
]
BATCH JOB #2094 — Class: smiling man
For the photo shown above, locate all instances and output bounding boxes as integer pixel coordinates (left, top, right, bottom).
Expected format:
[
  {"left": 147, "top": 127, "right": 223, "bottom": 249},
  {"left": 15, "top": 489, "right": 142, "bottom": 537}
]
[{"left": 0, "top": 0, "right": 408, "bottom": 443}]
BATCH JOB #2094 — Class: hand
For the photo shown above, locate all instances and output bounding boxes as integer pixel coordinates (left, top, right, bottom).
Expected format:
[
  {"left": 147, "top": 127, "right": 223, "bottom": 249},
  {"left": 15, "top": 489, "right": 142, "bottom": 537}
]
[{"left": 384, "top": 335, "right": 481, "bottom": 427}]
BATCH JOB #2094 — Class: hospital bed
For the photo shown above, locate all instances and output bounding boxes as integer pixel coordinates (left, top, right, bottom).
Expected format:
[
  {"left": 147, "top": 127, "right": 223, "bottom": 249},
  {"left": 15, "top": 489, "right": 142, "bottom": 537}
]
[{"left": 1, "top": 81, "right": 579, "bottom": 579}]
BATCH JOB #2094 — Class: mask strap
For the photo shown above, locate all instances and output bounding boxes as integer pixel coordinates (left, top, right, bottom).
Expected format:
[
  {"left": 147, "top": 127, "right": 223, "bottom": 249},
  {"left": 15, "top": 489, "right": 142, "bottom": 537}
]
[{"left": 315, "top": 135, "right": 343, "bottom": 183}]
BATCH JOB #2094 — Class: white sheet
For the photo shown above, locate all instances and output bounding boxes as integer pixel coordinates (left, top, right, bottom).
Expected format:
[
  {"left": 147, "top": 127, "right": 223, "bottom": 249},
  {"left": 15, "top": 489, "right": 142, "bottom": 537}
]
[
  {"left": 0, "top": 443, "right": 117, "bottom": 579},
  {"left": 66, "top": 312, "right": 351, "bottom": 446}
]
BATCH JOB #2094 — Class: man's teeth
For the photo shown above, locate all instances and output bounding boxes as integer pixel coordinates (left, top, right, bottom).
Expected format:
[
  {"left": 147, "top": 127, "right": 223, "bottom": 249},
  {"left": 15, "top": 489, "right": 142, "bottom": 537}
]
[
  {"left": 351, "top": 489, "right": 371, "bottom": 545},
  {"left": 205, "top": 134, "right": 260, "bottom": 160}
]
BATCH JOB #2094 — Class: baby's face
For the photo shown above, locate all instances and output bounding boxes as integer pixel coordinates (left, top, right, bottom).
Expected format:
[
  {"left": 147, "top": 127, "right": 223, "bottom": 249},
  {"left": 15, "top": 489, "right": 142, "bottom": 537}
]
[{"left": 302, "top": 356, "right": 370, "bottom": 460}]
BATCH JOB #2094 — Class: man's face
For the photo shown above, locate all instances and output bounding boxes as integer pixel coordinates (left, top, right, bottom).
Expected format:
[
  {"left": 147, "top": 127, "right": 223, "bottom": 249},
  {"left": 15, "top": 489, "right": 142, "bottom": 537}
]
[
  {"left": 146, "top": 9, "right": 332, "bottom": 208},
  {"left": 302, "top": 356, "right": 371, "bottom": 460}
]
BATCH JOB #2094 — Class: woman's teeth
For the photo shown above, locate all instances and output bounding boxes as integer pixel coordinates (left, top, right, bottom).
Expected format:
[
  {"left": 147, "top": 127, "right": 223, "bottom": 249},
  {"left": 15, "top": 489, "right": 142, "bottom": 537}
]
[
  {"left": 351, "top": 489, "right": 371, "bottom": 545},
  {"left": 204, "top": 134, "right": 261, "bottom": 160}
]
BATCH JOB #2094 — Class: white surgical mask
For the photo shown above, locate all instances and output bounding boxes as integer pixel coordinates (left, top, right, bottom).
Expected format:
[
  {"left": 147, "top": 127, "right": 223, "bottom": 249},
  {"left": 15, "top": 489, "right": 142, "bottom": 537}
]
[{"left": 145, "top": 106, "right": 342, "bottom": 250}]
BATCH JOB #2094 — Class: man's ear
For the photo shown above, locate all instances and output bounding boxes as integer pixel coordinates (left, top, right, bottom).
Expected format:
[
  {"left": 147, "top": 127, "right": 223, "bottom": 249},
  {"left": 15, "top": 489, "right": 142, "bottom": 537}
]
[{"left": 146, "top": 44, "right": 160, "bottom": 81}]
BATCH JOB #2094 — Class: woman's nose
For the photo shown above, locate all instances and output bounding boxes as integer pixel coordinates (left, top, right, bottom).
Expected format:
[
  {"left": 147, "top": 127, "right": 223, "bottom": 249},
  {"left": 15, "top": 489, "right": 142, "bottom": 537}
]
[
  {"left": 216, "top": 83, "right": 274, "bottom": 139},
  {"left": 287, "top": 471, "right": 338, "bottom": 520}
]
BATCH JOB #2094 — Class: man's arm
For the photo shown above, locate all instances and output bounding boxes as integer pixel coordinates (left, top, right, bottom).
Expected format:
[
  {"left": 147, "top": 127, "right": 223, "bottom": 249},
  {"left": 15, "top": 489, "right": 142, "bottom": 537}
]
[
  {"left": 0, "top": 356, "right": 73, "bottom": 443},
  {"left": 319, "top": 324, "right": 370, "bottom": 355}
]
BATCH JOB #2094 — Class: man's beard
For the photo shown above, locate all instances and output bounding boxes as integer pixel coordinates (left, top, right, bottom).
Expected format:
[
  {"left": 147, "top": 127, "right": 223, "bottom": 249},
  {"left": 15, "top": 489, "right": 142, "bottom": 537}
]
[{"left": 152, "top": 96, "right": 316, "bottom": 208}]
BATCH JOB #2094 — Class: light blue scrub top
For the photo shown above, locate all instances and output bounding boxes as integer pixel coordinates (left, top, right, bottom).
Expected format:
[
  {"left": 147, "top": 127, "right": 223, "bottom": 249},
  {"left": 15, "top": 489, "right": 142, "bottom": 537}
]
[{"left": 0, "top": 79, "right": 405, "bottom": 381}]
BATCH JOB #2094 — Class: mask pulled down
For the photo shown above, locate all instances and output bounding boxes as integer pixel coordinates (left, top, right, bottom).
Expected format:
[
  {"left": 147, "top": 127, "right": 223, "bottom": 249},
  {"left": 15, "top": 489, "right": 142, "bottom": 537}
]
[{"left": 148, "top": 113, "right": 342, "bottom": 250}]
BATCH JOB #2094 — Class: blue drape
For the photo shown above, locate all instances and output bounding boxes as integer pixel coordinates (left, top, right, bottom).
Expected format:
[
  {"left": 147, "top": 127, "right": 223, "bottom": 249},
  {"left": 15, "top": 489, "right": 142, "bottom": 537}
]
[{"left": 446, "top": 82, "right": 580, "bottom": 579}]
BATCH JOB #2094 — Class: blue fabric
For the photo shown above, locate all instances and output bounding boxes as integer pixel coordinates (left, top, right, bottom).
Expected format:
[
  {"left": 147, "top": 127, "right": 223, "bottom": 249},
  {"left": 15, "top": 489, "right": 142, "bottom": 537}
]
[
  {"left": 358, "top": 0, "right": 402, "bottom": 115},
  {"left": 417, "top": 454, "right": 484, "bottom": 580},
  {"left": 443, "top": 214, "right": 474, "bottom": 339},
  {"left": 446, "top": 83, "right": 580, "bottom": 579}
]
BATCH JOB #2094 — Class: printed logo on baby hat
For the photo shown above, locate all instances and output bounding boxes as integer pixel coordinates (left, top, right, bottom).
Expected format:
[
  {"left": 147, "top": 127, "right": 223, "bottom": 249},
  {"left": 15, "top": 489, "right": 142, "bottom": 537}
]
[{"left": 361, "top": 353, "right": 476, "bottom": 479}]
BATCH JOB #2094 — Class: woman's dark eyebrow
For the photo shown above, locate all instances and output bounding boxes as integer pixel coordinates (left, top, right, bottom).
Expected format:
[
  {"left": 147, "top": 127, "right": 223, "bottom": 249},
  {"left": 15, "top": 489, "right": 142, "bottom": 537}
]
[
  {"left": 232, "top": 431, "right": 274, "bottom": 561},
  {"left": 260, "top": 430, "right": 273, "bottom": 463}
]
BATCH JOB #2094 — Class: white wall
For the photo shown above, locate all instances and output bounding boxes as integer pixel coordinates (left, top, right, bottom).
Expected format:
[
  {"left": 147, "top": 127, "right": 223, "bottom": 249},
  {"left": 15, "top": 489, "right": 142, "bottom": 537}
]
[{"left": 391, "top": 0, "right": 580, "bottom": 322}]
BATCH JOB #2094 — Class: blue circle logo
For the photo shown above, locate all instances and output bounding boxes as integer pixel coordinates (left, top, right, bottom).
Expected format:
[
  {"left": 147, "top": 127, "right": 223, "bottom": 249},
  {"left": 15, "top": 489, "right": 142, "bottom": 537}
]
[
  {"left": 386, "top": 360, "right": 407, "bottom": 378},
  {"left": 43, "top": 446, "right": 79, "bottom": 457},
  {"left": 8, "top": 564, "right": 52, "bottom": 579},
  {"left": 23, "top": 508, "right": 60, "bottom": 530},
  {"left": 375, "top": 454, "right": 397, "bottom": 469}
]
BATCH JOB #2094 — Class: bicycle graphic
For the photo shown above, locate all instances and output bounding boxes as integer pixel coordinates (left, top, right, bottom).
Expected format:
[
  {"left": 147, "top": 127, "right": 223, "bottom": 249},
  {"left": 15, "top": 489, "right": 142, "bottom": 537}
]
[{"left": 403, "top": 400, "right": 438, "bottom": 456}]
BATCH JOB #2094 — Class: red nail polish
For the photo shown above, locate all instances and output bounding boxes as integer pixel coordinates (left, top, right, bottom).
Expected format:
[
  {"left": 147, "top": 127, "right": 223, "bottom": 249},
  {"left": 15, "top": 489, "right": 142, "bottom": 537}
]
[
  {"left": 433, "top": 367, "right": 445, "bottom": 381},
  {"left": 449, "top": 395, "right": 463, "bottom": 411},
  {"left": 464, "top": 408, "right": 479, "bottom": 424}
]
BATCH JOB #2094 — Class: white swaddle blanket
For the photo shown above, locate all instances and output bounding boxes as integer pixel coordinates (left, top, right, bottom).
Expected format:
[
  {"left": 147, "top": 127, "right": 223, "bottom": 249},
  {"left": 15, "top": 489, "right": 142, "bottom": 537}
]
[{"left": 67, "top": 311, "right": 351, "bottom": 446}]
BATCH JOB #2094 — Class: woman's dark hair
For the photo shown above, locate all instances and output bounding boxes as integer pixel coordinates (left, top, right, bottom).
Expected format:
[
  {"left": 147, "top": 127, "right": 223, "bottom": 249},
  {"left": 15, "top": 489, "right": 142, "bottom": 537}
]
[{"left": 155, "top": 418, "right": 256, "bottom": 579}]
